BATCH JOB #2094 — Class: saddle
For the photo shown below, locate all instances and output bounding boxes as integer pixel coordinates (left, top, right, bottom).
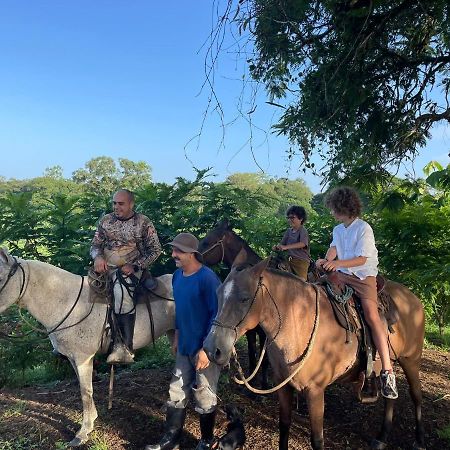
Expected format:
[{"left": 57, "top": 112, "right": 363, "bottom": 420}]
[
  {"left": 88, "top": 268, "right": 173, "bottom": 304},
  {"left": 319, "top": 272, "right": 399, "bottom": 403},
  {"left": 88, "top": 268, "right": 174, "bottom": 348}
]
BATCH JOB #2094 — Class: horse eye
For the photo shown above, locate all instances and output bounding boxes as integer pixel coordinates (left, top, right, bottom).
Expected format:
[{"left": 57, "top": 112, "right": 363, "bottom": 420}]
[{"left": 240, "top": 297, "right": 250, "bottom": 303}]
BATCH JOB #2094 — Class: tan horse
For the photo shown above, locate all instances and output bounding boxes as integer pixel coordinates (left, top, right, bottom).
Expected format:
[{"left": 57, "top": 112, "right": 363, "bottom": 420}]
[
  {"left": 0, "top": 248, "right": 176, "bottom": 447},
  {"left": 204, "top": 259, "right": 425, "bottom": 450}
]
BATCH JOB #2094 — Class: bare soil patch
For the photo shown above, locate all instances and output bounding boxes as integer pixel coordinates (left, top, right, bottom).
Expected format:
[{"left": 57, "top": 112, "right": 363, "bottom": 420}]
[{"left": 0, "top": 348, "right": 449, "bottom": 449}]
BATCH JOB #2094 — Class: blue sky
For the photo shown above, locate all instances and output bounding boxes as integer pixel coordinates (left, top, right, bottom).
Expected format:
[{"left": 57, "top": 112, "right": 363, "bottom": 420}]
[{"left": 0, "top": 1, "right": 448, "bottom": 193}]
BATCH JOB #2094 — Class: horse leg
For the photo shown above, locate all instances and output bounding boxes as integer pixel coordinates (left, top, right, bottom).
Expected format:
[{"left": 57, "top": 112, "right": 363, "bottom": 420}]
[
  {"left": 278, "top": 384, "right": 293, "bottom": 450},
  {"left": 370, "top": 398, "right": 395, "bottom": 450},
  {"left": 399, "top": 356, "right": 425, "bottom": 449},
  {"left": 305, "top": 386, "right": 325, "bottom": 450},
  {"left": 68, "top": 356, "right": 98, "bottom": 447}
]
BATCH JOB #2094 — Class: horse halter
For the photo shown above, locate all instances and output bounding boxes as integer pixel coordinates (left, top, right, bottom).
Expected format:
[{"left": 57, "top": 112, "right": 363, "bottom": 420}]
[
  {"left": 212, "top": 274, "right": 282, "bottom": 344},
  {"left": 0, "top": 257, "right": 26, "bottom": 299},
  {"left": 200, "top": 238, "right": 225, "bottom": 264}
]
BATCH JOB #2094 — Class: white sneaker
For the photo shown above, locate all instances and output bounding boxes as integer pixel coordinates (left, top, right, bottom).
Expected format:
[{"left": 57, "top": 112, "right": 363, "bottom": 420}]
[{"left": 380, "top": 370, "right": 398, "bottom": 399}]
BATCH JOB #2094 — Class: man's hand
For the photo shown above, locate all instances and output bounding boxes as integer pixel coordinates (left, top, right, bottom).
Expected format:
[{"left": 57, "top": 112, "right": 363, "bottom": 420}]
[
  {"left": 321, "top": 260, "right": 339, "bottom": 272},
  {"left": 273, "top": 244, "right": 285, "bottom": 251},
  {"left": 94, "top": 256, "right": 108, "bottom": 273},
  {"left": 316, "top": 258, "right": 327, "bottom": 268},
  {"left": 121, "top": 264, "right": 134, "bottom": 276},
  {"left": 196, "top": 349, "right": 210, "bottom": 370}
]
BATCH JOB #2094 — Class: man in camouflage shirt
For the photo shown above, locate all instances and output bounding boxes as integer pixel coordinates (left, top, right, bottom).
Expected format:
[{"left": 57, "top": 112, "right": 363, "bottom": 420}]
[{"left": 90, "top": 189, "right": 162, "bottom": 364}]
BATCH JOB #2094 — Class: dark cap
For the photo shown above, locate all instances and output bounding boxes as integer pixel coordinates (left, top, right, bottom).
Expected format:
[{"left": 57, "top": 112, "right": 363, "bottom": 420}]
[{"left": 167, "top": 232, "right": 200, "bottom": 254}]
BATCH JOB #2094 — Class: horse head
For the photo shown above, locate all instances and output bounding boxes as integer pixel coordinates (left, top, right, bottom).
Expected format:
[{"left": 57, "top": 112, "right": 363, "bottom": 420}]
[
  {"left": 198, "top": 219, "right": 233, "bottom": 265},
  {"left": 204, "top": 259, "right": 267, "bottom": 366},
  {"left": 0, "top": 247, "right": 24, "bottom": 313}
]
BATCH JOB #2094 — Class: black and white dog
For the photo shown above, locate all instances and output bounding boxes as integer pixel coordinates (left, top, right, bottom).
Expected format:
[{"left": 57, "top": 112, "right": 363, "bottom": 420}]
[{"left": 214, "top": 405, "right": 246, "bottom": 450}]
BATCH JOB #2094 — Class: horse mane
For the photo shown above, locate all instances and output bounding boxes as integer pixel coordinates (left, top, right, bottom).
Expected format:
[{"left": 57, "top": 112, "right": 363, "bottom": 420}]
[
  {"left": 226, "top": 229, "right": 261, "bottom": 263},
  {"left": 234, "top": 263, "right": 253, "bottom": 272},
  {"left": 265, "top": 266, "right": 309, "bottom": 288}
]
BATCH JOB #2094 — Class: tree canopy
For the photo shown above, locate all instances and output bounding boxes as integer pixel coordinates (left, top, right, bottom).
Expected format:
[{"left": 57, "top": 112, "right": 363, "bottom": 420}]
[{"left": 225, "top": 0, "right": 450, "bottom": 184}]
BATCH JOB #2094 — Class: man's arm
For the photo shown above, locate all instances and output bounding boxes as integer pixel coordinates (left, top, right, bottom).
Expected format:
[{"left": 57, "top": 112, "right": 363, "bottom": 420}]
[
  {"left": 90, "top": 219, "right": 108, "bottom": 273},
  {"left": 136, "top": 218, "right": 162, "bottom": 269},
  {"left": 197, "top": 271, "right": 221, "bottom": 370}
]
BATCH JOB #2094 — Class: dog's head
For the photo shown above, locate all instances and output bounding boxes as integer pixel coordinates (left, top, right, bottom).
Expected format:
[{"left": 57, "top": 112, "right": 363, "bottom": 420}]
[{"left": 224, "top": 404, "right": 242, "bottom": 423}]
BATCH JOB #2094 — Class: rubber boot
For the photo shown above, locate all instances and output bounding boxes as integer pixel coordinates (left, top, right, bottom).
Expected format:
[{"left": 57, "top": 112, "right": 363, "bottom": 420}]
[
  {"left": 195, "top": 410, "right": 217, "bottom": 450},
  {"left": 107, "top": 313, "right": 135, "bottom": 364},
  {"left": 144, "top": 407, "right": 186, "bottom": 450}
]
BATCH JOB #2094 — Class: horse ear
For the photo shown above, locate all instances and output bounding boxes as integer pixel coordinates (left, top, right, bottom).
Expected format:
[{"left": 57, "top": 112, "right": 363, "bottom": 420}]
[
  {"left": 218, "top": 218, "right": 231, "bottom": 230},
  {"left": 251, "top": 258, "right": 269, "bottom": 277},
  {"left": 0, "top": 247, "right": 10, "bottom": 264},
  {"left": 231, "top": 248, "right": 248, "bottom": 268}
]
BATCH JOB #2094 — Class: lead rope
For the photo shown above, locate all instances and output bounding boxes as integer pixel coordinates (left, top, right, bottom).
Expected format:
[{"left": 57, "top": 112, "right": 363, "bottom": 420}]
[
  {"left": 231, "top": 283, "right": 321, "bottom": 395},
  {"left": 108, "top": 364, "right": 115, "bottom": 410}
]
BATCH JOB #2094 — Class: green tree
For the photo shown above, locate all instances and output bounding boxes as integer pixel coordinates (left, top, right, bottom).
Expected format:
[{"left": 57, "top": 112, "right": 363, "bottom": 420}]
[
  {"left": 43, "top": 194, "right": 92, "bottom": 274},
  {"left": 224, "top": 0, "right": 450, "bottom": 184},
  {"left": 374, "top": 163, "right": 450, "bottom": 334},
  {"left": 72, "top": 156, "right": 152, "bottom": 196},
  {"left": 0, "top": 192, "right": 45, "bottom": 258}
]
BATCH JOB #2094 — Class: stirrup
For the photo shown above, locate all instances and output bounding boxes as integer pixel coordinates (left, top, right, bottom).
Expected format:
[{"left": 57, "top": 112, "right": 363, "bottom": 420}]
[{"left": 106, "top": 343, "right": 134, "bottom": 364}]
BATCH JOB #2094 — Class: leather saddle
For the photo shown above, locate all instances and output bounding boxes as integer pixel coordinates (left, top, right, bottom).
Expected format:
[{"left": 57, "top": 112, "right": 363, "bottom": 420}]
[{"left": 319, "top": 272, "right": 399, "bottom": 403}]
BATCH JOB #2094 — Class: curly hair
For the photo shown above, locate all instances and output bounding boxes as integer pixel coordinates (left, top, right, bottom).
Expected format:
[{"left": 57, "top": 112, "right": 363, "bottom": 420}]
[
  {"left": 286, "top": 205, "right": 307, "bottom": 224},
  {"left": 324, "top": 187, "right": 362, "bottom": 218}
]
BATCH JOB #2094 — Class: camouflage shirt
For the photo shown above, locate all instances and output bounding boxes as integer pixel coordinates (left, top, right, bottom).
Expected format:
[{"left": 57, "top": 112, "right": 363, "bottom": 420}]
[{"left": 90, "top": 212, "right": 162, "bottom": 270}]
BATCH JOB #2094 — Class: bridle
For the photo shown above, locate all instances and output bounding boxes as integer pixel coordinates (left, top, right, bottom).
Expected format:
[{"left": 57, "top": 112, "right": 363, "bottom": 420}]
[
  {"left": 0, "top": 257, "right": 27, "bottom": 300},
  {"left": 0, "top": 258, "right": 93, "bottom": 339},
  {"left": 200, "top": 238, "right": 225, "bottom": 264},
  {"left": 212, "top": 272, "right": 282, "bottom": 346}
]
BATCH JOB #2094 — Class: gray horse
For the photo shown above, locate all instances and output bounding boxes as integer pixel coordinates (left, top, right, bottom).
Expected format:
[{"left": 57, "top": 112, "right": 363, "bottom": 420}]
[{"left": 0, "top": 248, "right": 176, "bottom": 446}]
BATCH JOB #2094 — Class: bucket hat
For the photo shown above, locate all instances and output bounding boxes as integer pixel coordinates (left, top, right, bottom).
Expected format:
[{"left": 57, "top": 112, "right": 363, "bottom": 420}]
[{"left": 167, "top": 232, "right": 200, "bottom": 254}]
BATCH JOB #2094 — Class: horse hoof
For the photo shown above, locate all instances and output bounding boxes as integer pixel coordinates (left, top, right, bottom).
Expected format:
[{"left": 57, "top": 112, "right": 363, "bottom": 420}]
[
  {"left": 412, "top": 442, "right": 426, "bottom": 450},
  {"left": 68, "top": 437, "right": 87, "bottom": 447},
  {"left": 370, "top": 438, "right": 387, "bottom": 450}
]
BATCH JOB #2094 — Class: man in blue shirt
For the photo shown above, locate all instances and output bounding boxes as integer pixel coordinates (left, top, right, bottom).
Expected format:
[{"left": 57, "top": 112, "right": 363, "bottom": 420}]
[{"left": 145, "top": 232, "right": 221, "bottom": 450}]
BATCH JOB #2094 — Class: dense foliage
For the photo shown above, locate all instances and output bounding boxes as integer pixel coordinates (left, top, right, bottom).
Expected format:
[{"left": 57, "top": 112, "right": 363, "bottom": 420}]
[
  {"left": 0, "top": 156, "right": 448, "bottom": 386},
  {"left": 220, "top": 0, "right": 450, "bottom": 184}
]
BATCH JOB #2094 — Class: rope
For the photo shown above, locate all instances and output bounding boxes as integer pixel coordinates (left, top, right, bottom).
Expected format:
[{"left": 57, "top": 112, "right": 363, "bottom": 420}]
[
  {"left": 88, "top": 268, "right": 110, "bottom": 297},
  {"left": 232, "top": 337, "right": 267, "bottom": 385}
]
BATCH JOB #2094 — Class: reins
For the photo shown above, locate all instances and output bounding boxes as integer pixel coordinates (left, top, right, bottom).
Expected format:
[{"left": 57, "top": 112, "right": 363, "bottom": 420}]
[
  {"left": 215, "top": 269, "right": 321, "bottom": 395},
  {"left": 0, "top": 259, "right": 95, "bottom": 340}
]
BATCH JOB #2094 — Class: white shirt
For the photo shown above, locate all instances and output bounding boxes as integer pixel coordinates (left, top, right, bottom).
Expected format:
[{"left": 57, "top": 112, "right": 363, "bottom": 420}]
[{"left": 330, "top": 218, "right": 378, "bottom": 279}]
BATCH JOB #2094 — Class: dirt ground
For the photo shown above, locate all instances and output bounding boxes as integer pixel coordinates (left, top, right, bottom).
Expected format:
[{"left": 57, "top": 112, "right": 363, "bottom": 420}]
[{"left": 0, "top": 348, "right": 449, "bottom": 450}]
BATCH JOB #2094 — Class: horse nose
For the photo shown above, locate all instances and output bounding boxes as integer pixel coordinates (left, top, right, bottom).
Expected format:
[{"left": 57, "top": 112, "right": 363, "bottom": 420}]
[
  {"left": 213, "top": 347, "right": 222, "bottom": 362},
  {"left": 205, "top": 346, "right": 220, "bottom": 363}
]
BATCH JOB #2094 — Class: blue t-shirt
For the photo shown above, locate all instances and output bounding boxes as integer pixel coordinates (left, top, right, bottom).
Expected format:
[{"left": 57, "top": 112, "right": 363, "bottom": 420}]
[{"left": 172, "top": 265, "right": 221, "bottom": 356}]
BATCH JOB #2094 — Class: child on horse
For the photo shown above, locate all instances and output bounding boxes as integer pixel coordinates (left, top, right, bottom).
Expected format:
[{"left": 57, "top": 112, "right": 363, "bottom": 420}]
[
  {"left": 273, "top": 205, "right": 310, "bottom": 281},
  {"left": 316, "top": 186, "right": 398, "bottom": 399}
]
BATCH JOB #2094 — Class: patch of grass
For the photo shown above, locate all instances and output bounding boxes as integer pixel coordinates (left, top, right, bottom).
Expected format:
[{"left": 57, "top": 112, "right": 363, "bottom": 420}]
[
  {"left": 0, "top": 436, "right": 41, "bottom": 450},
  {"left": 3, "top": 354, "right": 74, "bottom": 389},
  {"left": 55, "top": 441, "right": 69, "bottom": 450},
  {"left": 87, "top": 431, "right": 110, "bottom": 450},
  {"left": 131, "top": 336, "right": 175, "bottom": 371},
  {"left": 424, "top": 323, "right": 450, "bottom": 351},
  {"left": 437, "top": 424, "right": 450, "bottom": 443},
  {"left": 1, "top": 400, "right": 27, "bottom": 418}
]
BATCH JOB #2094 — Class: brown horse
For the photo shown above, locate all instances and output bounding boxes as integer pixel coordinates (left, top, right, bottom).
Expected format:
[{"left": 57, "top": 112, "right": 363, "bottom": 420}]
[
  {"left": 204, "top": 260, "right": 425, "bottom": 450},
  {"left": 198, "top": 219, "right": 269, "bottom": 389}
]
